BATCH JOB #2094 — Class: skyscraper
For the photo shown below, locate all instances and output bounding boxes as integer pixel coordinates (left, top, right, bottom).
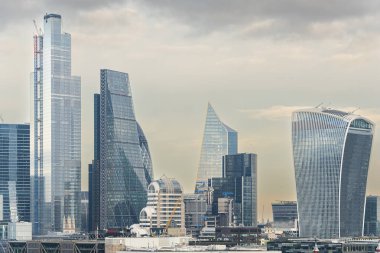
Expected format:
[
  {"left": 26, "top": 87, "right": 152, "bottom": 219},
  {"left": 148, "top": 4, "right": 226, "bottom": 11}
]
[
  {"left": 209, "top": 153, "right": 257, "bottom": 227},
  {"left": 0, "top": 124, "right": 30, "bottom": 222},
  {"left": 99, "top": 69, "right": 153, "bottom": 229},
  {"left": 32, "top": 14, "right": 81, "bottom": 234},
  {"left": 292, "top": 108, "right": 374, "bottom": 238},
  {"left": 364, "top": 196, "right": 380, "bottom": 236},
  {"left": 88, "top": 94, "right": 100, "bottom": 232},
  {"left": 195, "top": 104, "right": 237, "bottom": 192}
]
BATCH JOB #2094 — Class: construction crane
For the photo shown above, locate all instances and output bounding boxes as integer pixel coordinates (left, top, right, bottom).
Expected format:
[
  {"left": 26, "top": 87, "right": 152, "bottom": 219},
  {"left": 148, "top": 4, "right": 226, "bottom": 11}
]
[
  {"left": 33, "top": 19, "right": 43, "bottom": 36},
  {"left": 164, "top": 198, "right": 182, "bottom": 235}
]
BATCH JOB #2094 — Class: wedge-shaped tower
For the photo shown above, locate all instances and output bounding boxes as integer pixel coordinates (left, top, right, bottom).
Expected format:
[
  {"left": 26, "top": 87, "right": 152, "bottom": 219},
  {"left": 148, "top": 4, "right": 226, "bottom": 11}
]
[
  {"left": 292, "top": 108, "right": 374, "bottom": 238},
  {"left": 195, "top": 104, "right": 237, "bottom": 192},
  {"left": 99, "top": 69, "right": 153, "bottom": 229}
]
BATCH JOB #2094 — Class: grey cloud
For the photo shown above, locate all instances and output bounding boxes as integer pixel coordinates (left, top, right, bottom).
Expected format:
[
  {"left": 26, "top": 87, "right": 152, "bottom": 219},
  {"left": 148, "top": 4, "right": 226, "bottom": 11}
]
[
  {"left": 138, "top": 0, "right": 380, "bottom": 37},
  {"left": 0, "top": 0, "right": 126, "bottom": 31}
]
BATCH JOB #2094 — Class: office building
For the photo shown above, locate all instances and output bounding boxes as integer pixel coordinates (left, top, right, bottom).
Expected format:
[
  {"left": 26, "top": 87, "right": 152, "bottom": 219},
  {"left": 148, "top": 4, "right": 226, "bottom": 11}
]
[
  {"left": 364, "top": 196, "right": 380, "bottom": 236},
  {"left": 99, "top": 69, "right": 153, "bottom": 229},
  {"left": 217, "top": 198, "right": 234, "bottom": 227},
  {"left": 0, "top": 124, "right": 30, "bottom": 223},
  {"left": 88, "top": 94, "right": 100, "bottom": 232},
  {"left": 272, "top": 201, "right": 298, "bottom": 230},
  {"left": 139, "top": 176, "right": 185, "bottom": 236},
  {"left": 32, "top": 13, "right": 81, "bottom": 234},
  {"left": 195, "top": 103, "right": 237, "bottom": 192},
  {"left": 209, "top": 153, "right": 257, "bottom": 227},
  {"left": 80, "top": 192, "right": 89, "bottom": 232},
  {"left": 184, "top": 193, "right": 208, "bottom": 237},
  {"left": 292, "top": 108, "right": 374, "bottom": 238}
]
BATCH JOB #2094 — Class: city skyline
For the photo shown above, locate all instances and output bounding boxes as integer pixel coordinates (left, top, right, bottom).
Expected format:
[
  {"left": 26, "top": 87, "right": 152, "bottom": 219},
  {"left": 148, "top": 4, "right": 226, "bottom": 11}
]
[{"left": 2, "top": 1, "right": 380, "bottom": 220}]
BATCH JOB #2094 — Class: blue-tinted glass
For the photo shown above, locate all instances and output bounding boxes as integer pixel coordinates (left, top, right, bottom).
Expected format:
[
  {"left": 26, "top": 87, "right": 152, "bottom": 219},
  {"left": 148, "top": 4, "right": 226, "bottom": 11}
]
[
  {"left": 195, "top": 104, "right": 237, "bottom": 192},
  {"left": 292, "top": 109, "right": 374, "bottom": 238},
  {"left": 99, "top": 69, "right": 153, "bottom": 228},
  {"left": 0, "top": 124, "right": 30, "bottom": 223}
]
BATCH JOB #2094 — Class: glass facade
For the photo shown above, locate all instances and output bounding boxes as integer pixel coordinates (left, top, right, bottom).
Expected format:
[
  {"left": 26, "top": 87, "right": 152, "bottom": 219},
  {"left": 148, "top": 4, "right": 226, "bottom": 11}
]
[
  {"left": 89, "top": 94, "right": 100, "bottom": 232},
  {"left": 80, "top": 191, "right": 89, "bottom": 232},
  {"left": 364, "top": 196, "right": 380, "bottom": 236},
  {"left": 292, "top": 108, "right": 374, "bottom": 238},
  {"left": 99, "top": 69, "right": 153, "bottom": 229},
  {"left": 195, "top": 104, "right": 237, "bottom": 192},
  {"left": 272, "top": 201, "right": 298, "bottom": 229},
  {"left": 0, "top": 124, "right": 30, "bottom": 222},
  {"left": 32, "top": 13, "right": 81, "bottom": 234},
  {"left": 184, "top": 193, "right": 208, "bottom": 237},
  {"left": 209, "top": 153, "right": 257, "bottom": 227}
]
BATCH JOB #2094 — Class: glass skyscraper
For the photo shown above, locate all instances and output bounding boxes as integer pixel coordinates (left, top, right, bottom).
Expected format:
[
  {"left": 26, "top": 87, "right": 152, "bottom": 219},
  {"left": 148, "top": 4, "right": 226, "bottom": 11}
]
[
  {"left": 0, "top": 124, "right": 30, "bottom": 222},
  {"left": 99, "top": 69, "right": 153, "bottom": 229},
  {"left": 292, "top": 108, "right": 374, "bottom": 238},
  {"left": 209, "top": 153, "right": 257, "bottom": 227},
  {"left": 32, "top": 14, "right": 81, "bottom": 234},
  {"left": 364, "top": 196, "right": 380, "bottom": 236},
  {"left": 195, "top": 103, "right": 237, "bottom": 192}
]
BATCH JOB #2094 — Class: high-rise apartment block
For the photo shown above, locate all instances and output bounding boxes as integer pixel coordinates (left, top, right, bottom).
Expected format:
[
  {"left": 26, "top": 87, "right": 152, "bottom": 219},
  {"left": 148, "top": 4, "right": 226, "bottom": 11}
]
[
  {"left": 32, "top": 14, "right": 81, "bottom": 234},
  {"left": 292, "top": 108, "right": 374, "bottom": 238},
  {"left": 195, "top": 104, "right": 237, "bottom": 193},
  {"left": 94, "top": 69, "right": 153, "bottom": 229},
  {"left": 0, "top": 124, "right": 30, "bottom": 223}
]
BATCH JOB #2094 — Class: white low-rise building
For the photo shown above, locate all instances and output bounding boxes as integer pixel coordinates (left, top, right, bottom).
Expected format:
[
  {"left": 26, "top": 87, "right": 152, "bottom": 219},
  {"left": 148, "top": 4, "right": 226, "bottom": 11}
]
[
  {"left": 106, "top": 236, "right": 191, "bottom": 253},
  {"left": 8, "top": 222, "right": 32, "bottom": 241},
  {"left": 139, "top": 176, "right": 185, "bottom": 236}
]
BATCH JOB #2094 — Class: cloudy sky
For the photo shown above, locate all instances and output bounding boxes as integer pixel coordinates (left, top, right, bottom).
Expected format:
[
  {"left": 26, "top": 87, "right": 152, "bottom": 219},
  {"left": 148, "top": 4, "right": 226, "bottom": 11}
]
[{"left": 2, "top": 0, "right": 380, "bottom": 220}]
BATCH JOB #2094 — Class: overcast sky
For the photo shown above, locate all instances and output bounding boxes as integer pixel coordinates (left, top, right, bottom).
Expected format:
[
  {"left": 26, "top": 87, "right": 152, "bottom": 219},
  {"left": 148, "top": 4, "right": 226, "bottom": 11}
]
[{"left": 2, "top": 0, "right": 380, "bottom": 220}]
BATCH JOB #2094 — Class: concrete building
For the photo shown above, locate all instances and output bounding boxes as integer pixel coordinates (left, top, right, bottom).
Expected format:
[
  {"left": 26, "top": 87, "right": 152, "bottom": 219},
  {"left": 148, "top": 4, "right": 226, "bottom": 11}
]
[
  {"left": 272, "top": 201, "right": 298, "bottom": 230},
  {"left": 184, "top": 193, "right": 208, "bottom": 237},
  {"left": 106, "top": 237, "right": 191, "bottom": 253},
  {"left": 139, "top": 176, "right": 185, "bottom": 236},
  {"left": 8, "top": 222, "right": 32, "bottom": 241}
]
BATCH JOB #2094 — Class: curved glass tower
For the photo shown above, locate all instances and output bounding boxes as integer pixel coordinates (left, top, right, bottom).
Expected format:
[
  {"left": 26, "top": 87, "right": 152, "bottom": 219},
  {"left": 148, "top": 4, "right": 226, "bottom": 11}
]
[
  {"left": 292, "top": 108, "right": 374, "bottom": 238},
  {"left": 99, "top": 69, "right": 153, "bottom": 229},
  {"left": 195, "top": 103, "right": 237, "bottom": 192}
]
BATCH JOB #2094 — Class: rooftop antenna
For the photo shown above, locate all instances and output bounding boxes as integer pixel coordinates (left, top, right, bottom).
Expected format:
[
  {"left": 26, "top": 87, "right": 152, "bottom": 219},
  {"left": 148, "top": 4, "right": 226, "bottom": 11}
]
[
  {"left": 0, "top": 115, "right": 4, "bottom": 123},
  {"left": 315, "top": 103, "right": 323, "bottom": 108}
]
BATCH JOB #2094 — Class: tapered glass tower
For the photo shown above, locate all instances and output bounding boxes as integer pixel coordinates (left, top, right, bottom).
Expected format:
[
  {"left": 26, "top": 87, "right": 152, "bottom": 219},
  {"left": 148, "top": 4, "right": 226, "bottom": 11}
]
[
  {"left": 195, "top": 104, "right": 237, "bottom": 192},
  {"left": 292, "top": 108, "right": 374, "bottom": 238},
  {"left": 99, "top": 69, "right": 153, "bottom": 229},
  {"left": 32, "top": 14, "right": 81, "bottom": 234}
]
